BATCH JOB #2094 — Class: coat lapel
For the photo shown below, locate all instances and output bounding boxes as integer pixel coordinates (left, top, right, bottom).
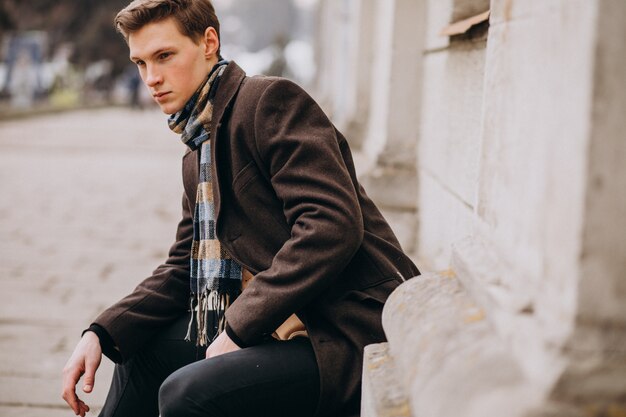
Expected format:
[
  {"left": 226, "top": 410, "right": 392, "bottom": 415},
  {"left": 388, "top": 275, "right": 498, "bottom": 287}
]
[
  {"left": 182, "top": 149, "right": 198, "bottom": 202},
  {"left": 209, "top": 62, "right": 247, "bottom": 225}
]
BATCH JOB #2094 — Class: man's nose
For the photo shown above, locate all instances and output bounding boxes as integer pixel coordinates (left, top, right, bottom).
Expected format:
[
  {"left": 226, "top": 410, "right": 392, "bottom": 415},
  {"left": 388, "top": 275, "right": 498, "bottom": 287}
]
[{"left": 144, "top": 65, "right": 162, "bottom": 87}]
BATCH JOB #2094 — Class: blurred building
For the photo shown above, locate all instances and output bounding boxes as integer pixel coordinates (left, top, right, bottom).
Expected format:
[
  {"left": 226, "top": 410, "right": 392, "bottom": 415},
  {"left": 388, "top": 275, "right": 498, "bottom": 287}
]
[
  {"left": 214, "top": 0, "right": 317, "bottom": 85},
  {"left": 215, "top": 0, "right": 296, "bottom": 52},
  {"left": 315, "top": 0, "right": 626, "bottom": 416}
]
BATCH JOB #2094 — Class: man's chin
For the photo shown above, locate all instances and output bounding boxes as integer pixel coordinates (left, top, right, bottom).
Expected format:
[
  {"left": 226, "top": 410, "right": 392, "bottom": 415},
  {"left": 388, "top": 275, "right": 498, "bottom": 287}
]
[{"left": 158, "top": 103, "right": 182, "bottom": 115}]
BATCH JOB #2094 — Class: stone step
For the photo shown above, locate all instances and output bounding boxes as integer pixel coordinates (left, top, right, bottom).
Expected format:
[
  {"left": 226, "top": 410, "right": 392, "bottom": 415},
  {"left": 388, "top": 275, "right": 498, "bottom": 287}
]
[{"left": 361, "top": 342, "right": 411, "bottom": 417}]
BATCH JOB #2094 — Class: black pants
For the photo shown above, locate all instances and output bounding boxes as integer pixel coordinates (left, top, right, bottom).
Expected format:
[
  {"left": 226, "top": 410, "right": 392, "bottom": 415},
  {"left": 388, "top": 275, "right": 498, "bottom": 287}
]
[{"left": 99, "top": 315, "right": 320, "bottom": 417}]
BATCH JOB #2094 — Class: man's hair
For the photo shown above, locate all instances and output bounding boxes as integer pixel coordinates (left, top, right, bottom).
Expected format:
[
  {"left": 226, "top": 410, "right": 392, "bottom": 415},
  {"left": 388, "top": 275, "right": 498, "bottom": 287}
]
[{"left": 115, "top": 0, "right": 220, "bottom": 53}]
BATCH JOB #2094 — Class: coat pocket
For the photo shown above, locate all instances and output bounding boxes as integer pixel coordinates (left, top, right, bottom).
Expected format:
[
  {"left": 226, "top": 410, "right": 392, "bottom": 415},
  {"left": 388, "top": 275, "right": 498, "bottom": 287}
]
[
  {"left": 231, "top": 161, "right": 291, "bottom": 236},
  {"left": 232, "top": 161, "right": 258, "bottom": 194}
]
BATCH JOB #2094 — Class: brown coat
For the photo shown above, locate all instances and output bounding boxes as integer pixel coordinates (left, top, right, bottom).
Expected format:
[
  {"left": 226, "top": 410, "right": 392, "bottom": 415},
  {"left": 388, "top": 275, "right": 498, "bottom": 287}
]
[{"left": 94, "top": 62, "right": 419, "bottom": 417}]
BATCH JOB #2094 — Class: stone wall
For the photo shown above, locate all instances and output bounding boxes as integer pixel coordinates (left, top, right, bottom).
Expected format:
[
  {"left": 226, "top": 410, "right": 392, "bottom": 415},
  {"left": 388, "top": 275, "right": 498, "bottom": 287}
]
[{"left": 315, "top": 0, "right": 626, "bottom": 415}]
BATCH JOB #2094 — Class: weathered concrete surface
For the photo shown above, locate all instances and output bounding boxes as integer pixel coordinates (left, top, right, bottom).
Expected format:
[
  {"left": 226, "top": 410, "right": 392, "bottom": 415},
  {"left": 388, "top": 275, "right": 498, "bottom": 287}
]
[
  {"left": 416, "top": 0, "right": 626, "bottom": 413},
  {"left": 382, "top": 272, "right": 536, "bottom": 417},
  {"left": 477, "top": 1, "right": 597, "bottom": 348},
  {"left": 454, "top": 236, "right": 626, "bottom": 417},
  {"left": 417, "top": 38, "right": 487, "bottom": 268},
  {"left": 361, "top": 343, "right": 411, "bottom": 417},
  {"left": 577, "top": 0, "right": 626, "bottom": 328},
  {"left": 419, "top": 42, "right": 485, "bottom": 210},
  {"left": 0, "top": 108, "right": 183, "bottom": 416},
  {"left": 417, "top": 173, "right": 474, "bottom": 270}
]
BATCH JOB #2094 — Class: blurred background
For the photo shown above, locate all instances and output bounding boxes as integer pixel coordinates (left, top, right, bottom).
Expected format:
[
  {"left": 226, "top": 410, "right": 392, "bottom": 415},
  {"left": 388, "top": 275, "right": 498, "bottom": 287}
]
[{"left": 0, "top": 0, "right": 318, "bottom": 114}]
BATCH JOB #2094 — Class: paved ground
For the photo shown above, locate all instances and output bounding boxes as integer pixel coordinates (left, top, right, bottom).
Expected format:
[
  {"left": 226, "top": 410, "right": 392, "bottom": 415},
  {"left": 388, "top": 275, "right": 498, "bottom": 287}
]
[{"left": 0, "top": 108, "right": 184, "bottom": 416}]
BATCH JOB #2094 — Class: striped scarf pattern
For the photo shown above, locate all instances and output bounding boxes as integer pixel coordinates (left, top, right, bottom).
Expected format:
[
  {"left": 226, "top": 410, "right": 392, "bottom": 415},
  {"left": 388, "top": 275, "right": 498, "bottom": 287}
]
[{"left": 168, "top": 61, "right": 243, "bottom": 346}]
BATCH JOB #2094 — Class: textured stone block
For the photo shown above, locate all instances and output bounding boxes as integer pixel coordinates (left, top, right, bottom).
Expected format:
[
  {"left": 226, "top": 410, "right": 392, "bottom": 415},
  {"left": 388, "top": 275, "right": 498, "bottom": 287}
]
[
  {"left": 577, "top": 0, "right": 626, "bottom": 323},
  {"left": 419, "top": 45, "right": 486, "bottom": 208},
  {"left": 361, "top": 343, "right": 412, "bottom": 417},
  {"left": 382, "top": 272, "right": 536, "bottom": 417},
  {"left": 477, "top": 0, "right": 597, "bottom": 279},
  {"left": 423, "top": 0, "right": 453, "bottom": 51},
  {"left": 476, "top": 0, "right": 599, "bottom": 377},
  {"left": 490, "top": 0, "right": 570, "bottom": 26},
  {"left": 416, "top": 172, "right": 474, "bottom": 270},
  {"left": 451, "top": 236, "right": 559, "bottom": 384}
]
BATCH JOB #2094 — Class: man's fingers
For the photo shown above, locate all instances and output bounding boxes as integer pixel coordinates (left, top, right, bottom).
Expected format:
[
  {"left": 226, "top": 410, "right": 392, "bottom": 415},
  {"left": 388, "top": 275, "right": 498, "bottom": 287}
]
[
  {"left": 81, "top": 401, "right": 90, "bottom": 412},
  {"left": 62, "top": 332, "right": 102, "bottom": 415},
  {"left": 77, "top": 399, "right": 89, "bottom": 417},
  {"left": 61, "top": 384, "right": 79, "bottom": 414},
  {"left": 61, "top": 366, "right": 83, "bottom": 414}
]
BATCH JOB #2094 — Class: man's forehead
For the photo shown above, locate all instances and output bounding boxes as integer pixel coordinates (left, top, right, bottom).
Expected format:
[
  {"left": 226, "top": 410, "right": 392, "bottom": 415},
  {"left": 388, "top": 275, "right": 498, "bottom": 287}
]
[{"left": 128, "top": 19, "right": 187, "bottom": 59}]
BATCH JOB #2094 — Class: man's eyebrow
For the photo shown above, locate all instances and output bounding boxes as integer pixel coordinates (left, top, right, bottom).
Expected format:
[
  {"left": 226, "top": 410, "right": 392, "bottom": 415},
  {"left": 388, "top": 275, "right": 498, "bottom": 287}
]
[{"left": 130, "top": 47, "right": 174, "bottom": 62}]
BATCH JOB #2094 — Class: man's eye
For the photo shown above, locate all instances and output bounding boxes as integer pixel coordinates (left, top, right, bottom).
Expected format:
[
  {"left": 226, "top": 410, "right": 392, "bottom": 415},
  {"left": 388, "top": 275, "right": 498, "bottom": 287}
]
[
  {"left": 135, "top": 61, "right": 145, "bottom": 67},
  {"left": 159, "top": 52, "right": 171, "bottom": 60}
]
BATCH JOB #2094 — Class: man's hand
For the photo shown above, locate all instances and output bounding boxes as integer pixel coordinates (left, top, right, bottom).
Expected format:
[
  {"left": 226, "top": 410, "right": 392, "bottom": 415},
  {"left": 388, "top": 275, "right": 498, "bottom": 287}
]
[
  {"left": 61, "top": 331, "right": 102, "bottom": 416},
  {"left": 205, "top": 330, "right": 241, "bottom": 359}
]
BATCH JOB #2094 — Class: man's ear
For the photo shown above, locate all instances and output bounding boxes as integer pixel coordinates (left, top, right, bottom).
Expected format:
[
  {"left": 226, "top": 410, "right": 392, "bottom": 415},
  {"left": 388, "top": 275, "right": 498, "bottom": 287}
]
[{"left": 202, "top": 27, "right": 220, "bottom": 59}]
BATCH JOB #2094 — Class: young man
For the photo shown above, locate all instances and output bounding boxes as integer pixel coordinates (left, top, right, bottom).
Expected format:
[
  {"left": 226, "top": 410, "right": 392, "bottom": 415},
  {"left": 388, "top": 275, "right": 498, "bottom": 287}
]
[{"left": 61, "top": 1, "right": 419, "bottom": 416}]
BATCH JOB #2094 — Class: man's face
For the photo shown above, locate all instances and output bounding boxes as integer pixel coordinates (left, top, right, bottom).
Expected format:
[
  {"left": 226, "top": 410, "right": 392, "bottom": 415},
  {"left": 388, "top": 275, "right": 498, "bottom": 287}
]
[{"left": 129, "top": 18, "right": 218, "bottom": 114}]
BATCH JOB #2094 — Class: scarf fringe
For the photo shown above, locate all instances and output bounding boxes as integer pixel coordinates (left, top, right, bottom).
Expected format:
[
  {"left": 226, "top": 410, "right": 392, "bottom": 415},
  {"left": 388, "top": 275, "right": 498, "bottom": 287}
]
[{"left": 185, "top": 290, "right": 234, "bottom": 346}]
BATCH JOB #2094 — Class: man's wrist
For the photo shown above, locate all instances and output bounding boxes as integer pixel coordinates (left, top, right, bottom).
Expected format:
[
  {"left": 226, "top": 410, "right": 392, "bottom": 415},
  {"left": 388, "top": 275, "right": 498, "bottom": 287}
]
[
  {"left": 82, "top": 330, "right": 100, "bottom": 342},
  {"left": 224, "top": 322, "right": 246, "bottom": 348},
  {"left": 82, "top": 324, "right": 122, "bottom": 363}
]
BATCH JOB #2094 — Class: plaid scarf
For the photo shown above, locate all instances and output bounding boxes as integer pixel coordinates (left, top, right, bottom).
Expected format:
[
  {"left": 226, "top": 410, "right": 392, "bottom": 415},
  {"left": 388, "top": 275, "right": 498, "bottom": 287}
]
[{"left": 168, "top": 61, "right": 243, "bottom": 346}]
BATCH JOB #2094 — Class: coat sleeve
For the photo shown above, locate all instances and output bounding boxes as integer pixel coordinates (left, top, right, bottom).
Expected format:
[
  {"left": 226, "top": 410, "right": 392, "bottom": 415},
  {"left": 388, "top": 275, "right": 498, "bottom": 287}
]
[
  {"left": 92, "top": 193, "right": 193, "bottom": 362},
  {"left": 224, "top": 78, "right": 364, "bottom": 347}
]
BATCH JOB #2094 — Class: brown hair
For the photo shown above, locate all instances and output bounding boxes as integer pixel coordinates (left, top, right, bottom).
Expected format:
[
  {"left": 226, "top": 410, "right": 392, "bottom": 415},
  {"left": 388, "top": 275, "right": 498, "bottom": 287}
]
[{"left": 115, "top": 0, "right": 220, "bottom": 53}]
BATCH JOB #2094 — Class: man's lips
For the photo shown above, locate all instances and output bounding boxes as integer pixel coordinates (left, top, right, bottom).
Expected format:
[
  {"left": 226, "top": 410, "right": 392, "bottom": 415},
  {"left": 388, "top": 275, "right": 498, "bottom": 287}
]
[{"left": 153, "top": 91, "right": 171, "bottom": 102}]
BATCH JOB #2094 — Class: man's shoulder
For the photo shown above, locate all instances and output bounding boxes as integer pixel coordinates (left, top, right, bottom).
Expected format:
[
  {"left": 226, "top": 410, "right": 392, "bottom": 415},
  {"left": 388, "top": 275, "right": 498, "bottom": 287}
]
[
  {"left": 238, "top": 73, "right": 310, "bottom": 103},
  {"left": 223, "top": 61, "right": 310, "bottom": 104},
  {"left": 225, "top": 74, "right": 311, "bottom": 128}
]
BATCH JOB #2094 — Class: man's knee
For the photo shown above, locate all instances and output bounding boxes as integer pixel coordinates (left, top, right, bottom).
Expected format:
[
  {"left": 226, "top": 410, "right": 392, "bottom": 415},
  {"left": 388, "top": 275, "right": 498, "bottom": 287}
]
[
  {"left": 158, "top": 367, "right": 222, "bottom": 417},
  {"left": 159, "top": 372, "right": 191, "bottom": 417}
]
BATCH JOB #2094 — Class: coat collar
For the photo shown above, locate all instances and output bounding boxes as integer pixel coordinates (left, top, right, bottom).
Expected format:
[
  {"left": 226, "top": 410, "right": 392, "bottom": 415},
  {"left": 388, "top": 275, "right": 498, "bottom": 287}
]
[{"left": 210, "top": 61, "right": 247, "bottom": 137}]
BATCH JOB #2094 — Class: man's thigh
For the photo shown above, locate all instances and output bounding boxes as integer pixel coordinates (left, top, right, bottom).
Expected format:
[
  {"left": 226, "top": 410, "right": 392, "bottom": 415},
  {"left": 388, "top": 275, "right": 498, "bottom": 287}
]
[
  {"left": 159, "top": 337, "right": 320, "bottom": 417},
  {"left": 99, "top": 315, "right": 203, "bottom": 417}
]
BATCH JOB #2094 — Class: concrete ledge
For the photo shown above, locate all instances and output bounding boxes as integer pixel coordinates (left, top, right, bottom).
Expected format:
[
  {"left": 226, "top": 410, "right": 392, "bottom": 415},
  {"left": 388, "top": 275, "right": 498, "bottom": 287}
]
[
  {"left": 451, "top": 235, "right": 550, "bottom": 382},
  {"left": 381, "top": 272, "right": 537, "bottom": 417},
  {"left": 361, "top": 343, "right": 412, "bottom": 417}
]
